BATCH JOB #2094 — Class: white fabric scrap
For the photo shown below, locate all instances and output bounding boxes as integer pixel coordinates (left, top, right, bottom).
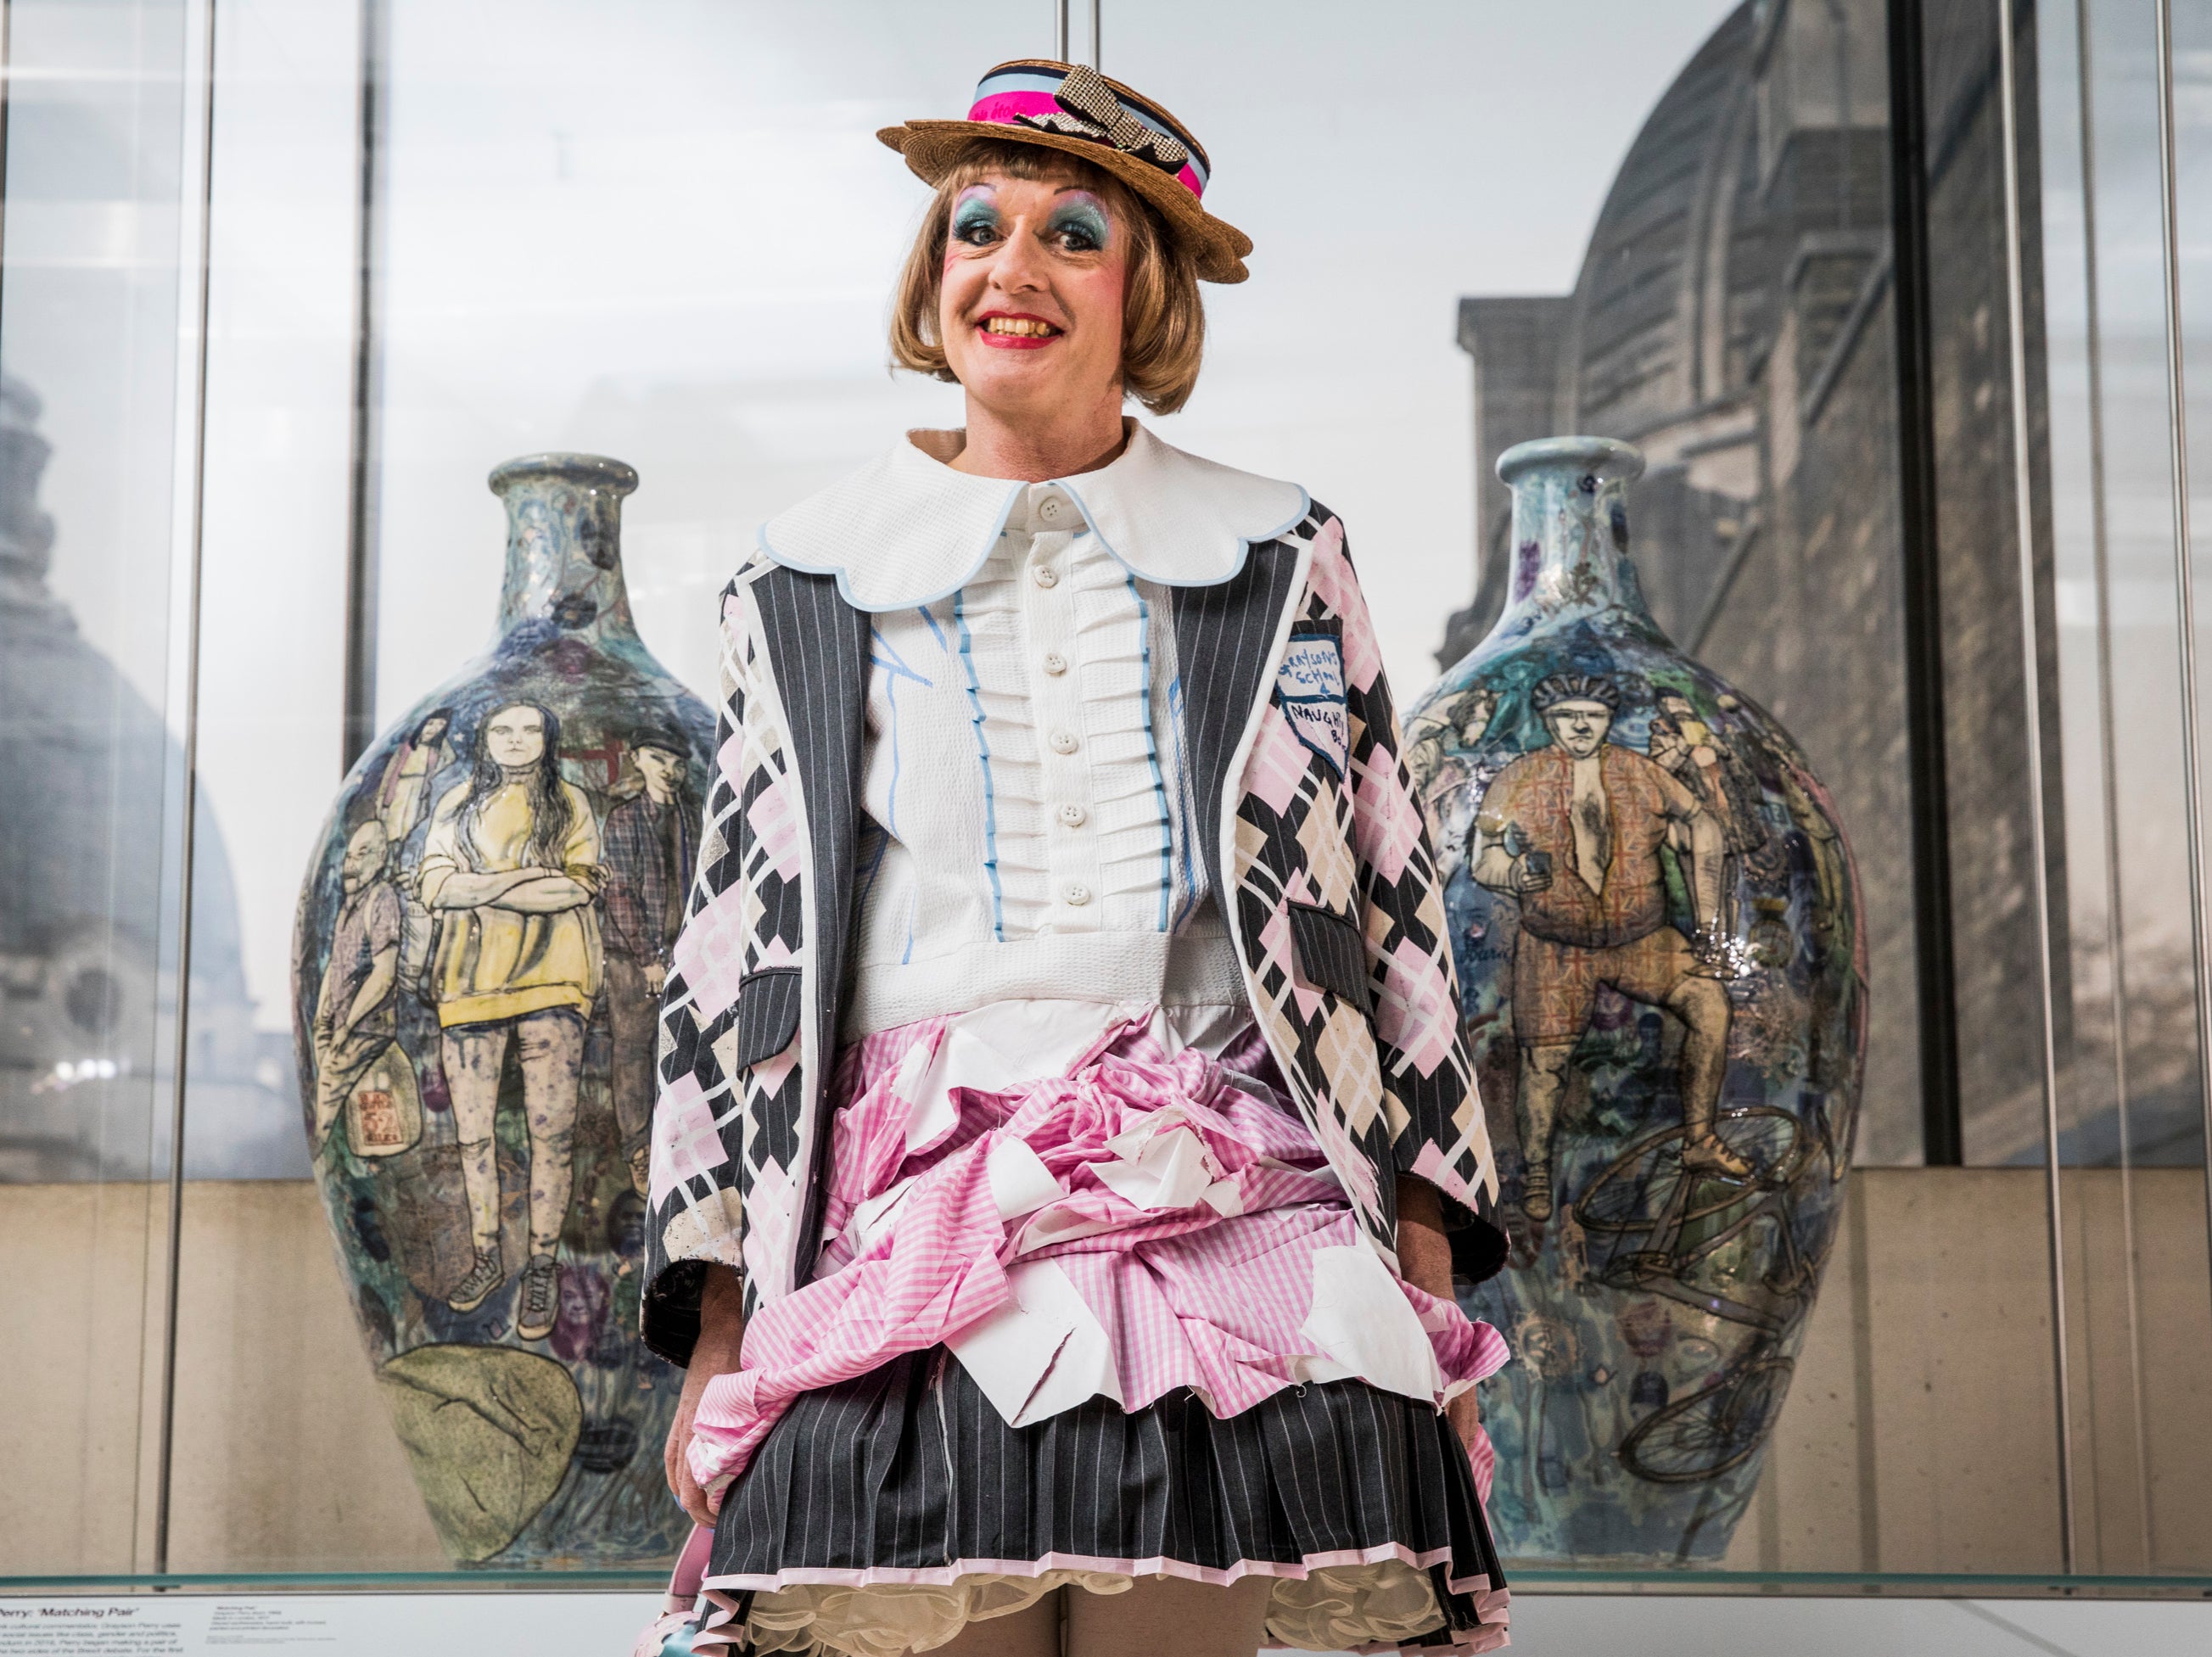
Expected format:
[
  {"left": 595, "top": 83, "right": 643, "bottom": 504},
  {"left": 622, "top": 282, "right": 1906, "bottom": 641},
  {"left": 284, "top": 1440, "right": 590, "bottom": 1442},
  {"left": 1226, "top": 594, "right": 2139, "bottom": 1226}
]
[
  {"left": 948, "top": 1258, "right": 1125, "bottom": 1427},
  {"left": 1096, "top": 1111, "right": 1224, "bottom": 1212},
  {"left": 840, "top": 1176, "right": 917, "bottom": 1259},
  {"left": 985, "top": 1135, "right": 1061, "bottom": 1222},
  {"left": 905, "top": 1002, "right": 1132, "bottom": 1153},
  {"left": 1298, "top": 1245, "right": 1445, "bottom": 1404}
]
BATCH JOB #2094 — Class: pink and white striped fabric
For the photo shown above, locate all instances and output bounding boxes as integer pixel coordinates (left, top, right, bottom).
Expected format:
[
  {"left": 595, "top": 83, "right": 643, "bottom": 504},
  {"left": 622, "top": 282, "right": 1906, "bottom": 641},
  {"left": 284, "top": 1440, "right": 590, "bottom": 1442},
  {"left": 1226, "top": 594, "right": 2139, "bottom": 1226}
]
[{"left": 685, "top": 1005, "right": 1508, "bottom": 1501}]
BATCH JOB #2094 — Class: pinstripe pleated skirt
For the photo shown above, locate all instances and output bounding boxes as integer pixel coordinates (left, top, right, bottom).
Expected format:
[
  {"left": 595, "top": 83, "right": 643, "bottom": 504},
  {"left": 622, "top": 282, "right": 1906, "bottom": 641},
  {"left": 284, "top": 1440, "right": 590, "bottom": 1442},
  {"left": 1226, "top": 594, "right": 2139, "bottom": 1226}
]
[{"left": 700, "top": 1346, "right": 1509, "bottom": 1654}]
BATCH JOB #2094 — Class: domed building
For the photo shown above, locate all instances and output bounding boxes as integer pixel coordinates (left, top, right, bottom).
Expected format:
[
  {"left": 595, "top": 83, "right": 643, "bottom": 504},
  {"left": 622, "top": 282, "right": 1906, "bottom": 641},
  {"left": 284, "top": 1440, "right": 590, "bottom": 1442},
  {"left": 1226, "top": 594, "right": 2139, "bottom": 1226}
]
[
  {"left": 0, "top": 375, "right": 294, "bottom": 1180},
  {"left": 1447, "top": 0, "right": 2066, "bottom": 1164}
]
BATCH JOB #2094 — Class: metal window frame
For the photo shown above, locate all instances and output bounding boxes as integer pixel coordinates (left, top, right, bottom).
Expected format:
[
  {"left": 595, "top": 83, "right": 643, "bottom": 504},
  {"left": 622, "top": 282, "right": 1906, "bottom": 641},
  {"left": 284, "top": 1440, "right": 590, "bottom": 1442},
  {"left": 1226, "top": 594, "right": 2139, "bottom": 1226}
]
[{"left": 1885, "top": 0, "right": 1967, "bottom": 1170}]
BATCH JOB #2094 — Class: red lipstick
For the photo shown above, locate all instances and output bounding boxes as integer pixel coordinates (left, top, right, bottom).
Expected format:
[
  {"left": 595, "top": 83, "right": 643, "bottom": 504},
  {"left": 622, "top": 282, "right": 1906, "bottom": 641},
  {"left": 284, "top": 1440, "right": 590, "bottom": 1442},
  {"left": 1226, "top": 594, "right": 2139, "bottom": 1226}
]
[{"left": 974, "top": 310, "right": 1064, "bottom": 350}]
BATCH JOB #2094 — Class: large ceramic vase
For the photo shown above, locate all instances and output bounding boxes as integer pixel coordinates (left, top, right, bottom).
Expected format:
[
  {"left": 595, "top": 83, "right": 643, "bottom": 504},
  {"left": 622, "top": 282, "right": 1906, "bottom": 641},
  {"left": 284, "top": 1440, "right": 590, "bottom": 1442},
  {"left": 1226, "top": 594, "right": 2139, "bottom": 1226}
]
[
  {"left": 291, "top": 455, "right": 713, "bottom": 1567},
  {"left": 1406, "top": 438, "right": 1866, "bottom": 1563}
]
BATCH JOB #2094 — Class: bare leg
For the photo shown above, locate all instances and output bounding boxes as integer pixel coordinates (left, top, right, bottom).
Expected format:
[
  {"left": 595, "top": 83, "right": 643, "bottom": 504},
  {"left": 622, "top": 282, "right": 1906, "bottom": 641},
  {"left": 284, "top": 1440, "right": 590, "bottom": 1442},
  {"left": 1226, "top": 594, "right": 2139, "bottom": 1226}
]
[
  {"left": 1515, "top": 1043, "right": 1574, "bottom": 1219},
  {"left": 1664, "top": 977, "right": 1749, "bottom": 1178},
  {"left": 1067, "top": 1574, "right": 1273, "bottom": 1657},
  {"left": 933, "top": 1587, "right": 1061, "bottom": 1657}
]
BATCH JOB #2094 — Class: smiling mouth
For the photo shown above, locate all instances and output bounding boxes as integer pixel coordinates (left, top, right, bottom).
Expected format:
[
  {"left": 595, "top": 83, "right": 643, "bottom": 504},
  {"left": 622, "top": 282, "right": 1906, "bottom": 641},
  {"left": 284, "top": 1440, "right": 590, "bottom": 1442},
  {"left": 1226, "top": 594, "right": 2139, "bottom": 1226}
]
[{"left": 977, "top": 314, "right": 1063, "bottom": 347}]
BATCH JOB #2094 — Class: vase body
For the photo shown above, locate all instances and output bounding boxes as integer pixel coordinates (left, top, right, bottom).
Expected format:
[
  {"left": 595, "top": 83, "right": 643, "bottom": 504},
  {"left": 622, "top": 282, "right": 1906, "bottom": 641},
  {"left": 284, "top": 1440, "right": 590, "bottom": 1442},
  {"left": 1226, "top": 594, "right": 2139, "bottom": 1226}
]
[
  {"left": 291, "top": 455, "right": 713, "bottom": 1566},
  {"left": 1406, "top": 438, "right": 1866, "bottom": 1563}
]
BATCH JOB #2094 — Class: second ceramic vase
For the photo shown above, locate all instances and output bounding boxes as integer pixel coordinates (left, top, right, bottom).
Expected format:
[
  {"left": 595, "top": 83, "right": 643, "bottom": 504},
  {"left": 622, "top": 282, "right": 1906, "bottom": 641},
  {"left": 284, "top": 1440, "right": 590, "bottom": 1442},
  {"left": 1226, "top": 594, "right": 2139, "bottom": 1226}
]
[
  {"left": 1406, "top": 438, "right": 1867, "bottom": 1563},
  {"left": 291, "top": 455, "right": 714, "bottom": 1566}
]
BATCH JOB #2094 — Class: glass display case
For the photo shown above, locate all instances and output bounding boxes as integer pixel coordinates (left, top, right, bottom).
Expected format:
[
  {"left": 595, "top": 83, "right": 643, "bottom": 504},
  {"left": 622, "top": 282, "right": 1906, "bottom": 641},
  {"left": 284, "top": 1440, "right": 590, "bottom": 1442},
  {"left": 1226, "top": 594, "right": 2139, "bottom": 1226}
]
[{"left": 2, "top": 0, "right": 2208, "bottom": 1611}]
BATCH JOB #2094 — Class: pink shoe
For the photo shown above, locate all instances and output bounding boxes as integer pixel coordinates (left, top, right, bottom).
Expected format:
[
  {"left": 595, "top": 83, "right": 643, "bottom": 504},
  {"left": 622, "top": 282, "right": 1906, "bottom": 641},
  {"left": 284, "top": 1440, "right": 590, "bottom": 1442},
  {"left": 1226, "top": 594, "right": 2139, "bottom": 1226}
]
[{"left": 630, "top": 1525, "right": 714, "bottom": 1657}]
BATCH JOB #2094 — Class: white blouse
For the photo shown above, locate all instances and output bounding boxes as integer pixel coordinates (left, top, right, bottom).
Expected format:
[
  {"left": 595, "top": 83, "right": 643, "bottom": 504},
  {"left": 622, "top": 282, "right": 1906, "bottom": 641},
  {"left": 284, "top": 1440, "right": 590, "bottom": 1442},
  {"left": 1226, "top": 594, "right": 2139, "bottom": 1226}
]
[
  {"left": 758, "top": 423, "right": 1310, "bottom": 1038},
  {"left": 848, "top": 483, "right": 1240, "bottom": 1033}
]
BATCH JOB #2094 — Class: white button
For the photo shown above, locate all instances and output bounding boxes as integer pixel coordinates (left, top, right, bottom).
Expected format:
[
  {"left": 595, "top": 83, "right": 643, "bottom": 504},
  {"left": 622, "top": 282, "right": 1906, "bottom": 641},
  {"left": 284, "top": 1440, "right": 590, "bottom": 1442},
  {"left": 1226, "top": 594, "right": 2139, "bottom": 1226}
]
[
  {"left": 1049, "top": 731, "right": 1079, "bottom": 755},
  {"left": 1041, "top": 652, "right": 1068, "bottom": 676},
  {"left": 1039, "top": 496, "right": 1064, "bottom": 523},
  {"left": 1057, "top": 802, "right": 1089, "bottom": 827},
  {"left": 1032, "top": 563, "right": 1059, "bottom": 589},
  {"left": 1062, "top": 882, "right": 1092, "bottom": 907}
]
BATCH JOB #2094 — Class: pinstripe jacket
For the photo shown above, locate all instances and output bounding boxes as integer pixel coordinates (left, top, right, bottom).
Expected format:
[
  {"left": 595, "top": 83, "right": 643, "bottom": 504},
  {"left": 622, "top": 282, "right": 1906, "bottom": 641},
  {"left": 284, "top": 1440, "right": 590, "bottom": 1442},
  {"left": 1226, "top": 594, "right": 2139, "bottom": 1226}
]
[{"left": 641, "top": 428, "right": 1503, "bottom": 1365}]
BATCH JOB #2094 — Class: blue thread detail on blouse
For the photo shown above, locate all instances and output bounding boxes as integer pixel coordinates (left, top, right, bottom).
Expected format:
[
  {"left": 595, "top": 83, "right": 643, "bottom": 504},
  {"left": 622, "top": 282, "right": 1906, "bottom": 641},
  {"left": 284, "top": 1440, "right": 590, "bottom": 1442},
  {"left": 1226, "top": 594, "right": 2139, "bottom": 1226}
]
[
  {"left": 856, "top": 819, "right": 888, "bottom": 911},
  {"left": 870, "top": 626, "right": 934, "bottom": 841},
  {"left": 952, "top": 592, "right": 1006, "bottom": 941}
]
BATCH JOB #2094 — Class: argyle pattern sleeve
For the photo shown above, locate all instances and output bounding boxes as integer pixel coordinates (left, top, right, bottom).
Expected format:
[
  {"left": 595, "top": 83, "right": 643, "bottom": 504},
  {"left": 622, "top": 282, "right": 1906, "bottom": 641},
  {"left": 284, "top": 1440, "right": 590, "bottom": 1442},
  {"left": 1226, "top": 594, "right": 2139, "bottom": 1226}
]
[
  {"left": 641, "top": 562, "right": 811, "bottom": 1363},
  {"left": 1228, "top": 508, "right": 1499, "bottom": 1282},
  {"left": 1309, "top": 516, "right": 1498, "bottom": 1216}
]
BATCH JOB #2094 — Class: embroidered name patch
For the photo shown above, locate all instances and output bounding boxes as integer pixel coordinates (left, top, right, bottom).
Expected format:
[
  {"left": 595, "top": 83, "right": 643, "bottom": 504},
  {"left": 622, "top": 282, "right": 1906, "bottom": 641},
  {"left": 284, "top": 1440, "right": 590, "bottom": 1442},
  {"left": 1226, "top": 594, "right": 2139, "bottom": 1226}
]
[{"left": 1277, "top": 631, "right": 1349, "bottom": 776}]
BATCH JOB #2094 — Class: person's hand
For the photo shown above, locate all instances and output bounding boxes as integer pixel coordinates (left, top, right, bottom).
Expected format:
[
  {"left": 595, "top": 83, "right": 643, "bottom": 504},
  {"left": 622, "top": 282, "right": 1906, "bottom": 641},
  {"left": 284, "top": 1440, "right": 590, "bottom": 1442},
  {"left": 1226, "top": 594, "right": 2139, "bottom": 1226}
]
[
  {"left": 1395, "top": 1178, "right": 1488, "bottom": 1460},
  {"left": 664, "top": 1265, "right": 744, "bottom": 1530},
  {"left": 1514, "top": 856, "right": 1553, "bottom": 893},
  {"left": 1446, "top": 1387, "right": 1482, "bottom": 1453},
  {"left": 665, "top": 1375, "right": 718, "bottom": 1528},
  {"left": 645, "top": 962, "right": 668, "bottom": 996}
]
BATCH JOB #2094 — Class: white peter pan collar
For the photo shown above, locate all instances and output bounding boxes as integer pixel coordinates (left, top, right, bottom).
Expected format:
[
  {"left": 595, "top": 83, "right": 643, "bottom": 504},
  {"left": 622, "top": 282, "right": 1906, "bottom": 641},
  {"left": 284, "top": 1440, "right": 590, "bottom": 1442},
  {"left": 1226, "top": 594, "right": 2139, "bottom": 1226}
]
[{"left": 758, "top": 419, "right": 1310, "bottom": 613}]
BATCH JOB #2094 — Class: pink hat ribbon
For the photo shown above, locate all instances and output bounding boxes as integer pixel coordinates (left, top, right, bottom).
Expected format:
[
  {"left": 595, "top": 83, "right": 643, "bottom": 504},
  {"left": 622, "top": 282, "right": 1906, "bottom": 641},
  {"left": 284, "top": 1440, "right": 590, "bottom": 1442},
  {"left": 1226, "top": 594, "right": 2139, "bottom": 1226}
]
[{"left": 965, "top": 63, "right": 1211, "bottom": 201}]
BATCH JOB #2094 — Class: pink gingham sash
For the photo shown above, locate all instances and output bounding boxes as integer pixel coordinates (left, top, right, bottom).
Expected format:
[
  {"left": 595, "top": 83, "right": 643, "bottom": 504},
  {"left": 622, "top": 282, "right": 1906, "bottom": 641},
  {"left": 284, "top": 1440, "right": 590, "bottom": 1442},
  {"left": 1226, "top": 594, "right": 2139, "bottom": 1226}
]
[{"left": 686, "top": 1010, "right": 1507, "bottom": 1498}]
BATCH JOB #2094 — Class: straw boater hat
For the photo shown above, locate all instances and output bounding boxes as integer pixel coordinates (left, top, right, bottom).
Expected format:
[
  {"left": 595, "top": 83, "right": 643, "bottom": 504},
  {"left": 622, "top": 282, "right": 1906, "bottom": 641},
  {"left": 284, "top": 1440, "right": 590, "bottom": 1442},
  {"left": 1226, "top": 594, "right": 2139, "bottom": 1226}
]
[{"left": 877, "top": 59, "right": 1252, "bottom": 284}]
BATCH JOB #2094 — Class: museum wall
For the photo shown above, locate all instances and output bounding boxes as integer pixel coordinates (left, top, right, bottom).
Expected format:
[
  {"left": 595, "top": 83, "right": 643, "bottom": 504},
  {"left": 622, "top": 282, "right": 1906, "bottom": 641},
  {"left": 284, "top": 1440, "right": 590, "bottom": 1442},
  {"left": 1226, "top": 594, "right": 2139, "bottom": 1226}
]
[{"left": 4, "top": 1169, "right": 2205, "bottom": 1576}]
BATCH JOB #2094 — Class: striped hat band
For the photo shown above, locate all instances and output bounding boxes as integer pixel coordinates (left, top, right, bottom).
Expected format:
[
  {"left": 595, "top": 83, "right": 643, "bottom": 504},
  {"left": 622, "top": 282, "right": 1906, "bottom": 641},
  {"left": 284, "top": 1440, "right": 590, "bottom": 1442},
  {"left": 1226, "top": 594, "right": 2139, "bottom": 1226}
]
[{"left": 964, "top": 62, "right": 1212, "bottom": 201}]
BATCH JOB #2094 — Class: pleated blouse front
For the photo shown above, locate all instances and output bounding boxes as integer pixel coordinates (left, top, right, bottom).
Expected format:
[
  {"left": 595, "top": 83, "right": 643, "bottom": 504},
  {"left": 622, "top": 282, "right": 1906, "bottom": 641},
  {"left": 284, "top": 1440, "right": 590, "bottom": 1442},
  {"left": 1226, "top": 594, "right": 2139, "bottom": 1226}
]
[{"left": 845, "top": 480, "right": 1244, "bottom": 1038}]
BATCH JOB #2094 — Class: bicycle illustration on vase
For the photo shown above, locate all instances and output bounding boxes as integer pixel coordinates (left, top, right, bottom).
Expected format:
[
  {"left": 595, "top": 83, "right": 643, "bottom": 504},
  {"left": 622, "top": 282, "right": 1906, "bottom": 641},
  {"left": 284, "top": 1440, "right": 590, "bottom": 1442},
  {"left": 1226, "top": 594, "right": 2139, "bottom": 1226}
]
[{"left": 1571, "top": 1100, "right": 1819, "bottom": 1486}]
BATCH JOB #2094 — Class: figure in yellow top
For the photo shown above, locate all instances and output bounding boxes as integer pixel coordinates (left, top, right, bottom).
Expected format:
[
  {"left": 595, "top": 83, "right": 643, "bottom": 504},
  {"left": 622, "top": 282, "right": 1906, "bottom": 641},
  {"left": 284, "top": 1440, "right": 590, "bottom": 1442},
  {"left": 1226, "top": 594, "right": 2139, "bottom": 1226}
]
[{"left": 417, "top": 700, "right": 603, "bottom": 1339}]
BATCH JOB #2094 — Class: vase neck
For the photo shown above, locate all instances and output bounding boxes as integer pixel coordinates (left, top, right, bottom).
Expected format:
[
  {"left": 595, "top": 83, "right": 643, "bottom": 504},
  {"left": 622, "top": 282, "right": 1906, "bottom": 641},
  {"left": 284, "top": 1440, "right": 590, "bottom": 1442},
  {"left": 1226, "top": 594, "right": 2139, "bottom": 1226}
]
[
  {"left": 491, "top": 456, "right": 641, "bottom": 645},
  {"left": 1492, "top": 445, "right": 1656, "bottom": 637}
]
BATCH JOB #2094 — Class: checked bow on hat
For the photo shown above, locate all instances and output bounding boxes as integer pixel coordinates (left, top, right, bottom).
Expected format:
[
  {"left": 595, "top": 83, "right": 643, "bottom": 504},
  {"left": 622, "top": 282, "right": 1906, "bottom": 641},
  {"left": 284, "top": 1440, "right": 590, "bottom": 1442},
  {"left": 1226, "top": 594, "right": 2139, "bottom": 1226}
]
[{"left": 1012, "top": 63, "right": 1191, "bottom": 174}]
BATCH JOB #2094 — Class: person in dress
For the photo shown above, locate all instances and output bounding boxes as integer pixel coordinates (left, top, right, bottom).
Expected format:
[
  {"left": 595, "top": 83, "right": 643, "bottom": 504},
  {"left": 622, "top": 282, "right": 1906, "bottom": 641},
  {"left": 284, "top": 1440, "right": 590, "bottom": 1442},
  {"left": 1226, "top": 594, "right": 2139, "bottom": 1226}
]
[{"left": 640, "top": 59, "right": 1511, "bottom": 1657}]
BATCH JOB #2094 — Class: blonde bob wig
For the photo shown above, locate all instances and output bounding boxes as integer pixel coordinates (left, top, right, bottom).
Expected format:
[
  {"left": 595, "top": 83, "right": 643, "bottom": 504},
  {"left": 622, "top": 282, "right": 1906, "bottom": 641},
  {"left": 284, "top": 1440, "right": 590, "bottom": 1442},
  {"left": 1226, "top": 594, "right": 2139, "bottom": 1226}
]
[{"left": 888, "top": 138, "right": 1206, "bottom": 417}]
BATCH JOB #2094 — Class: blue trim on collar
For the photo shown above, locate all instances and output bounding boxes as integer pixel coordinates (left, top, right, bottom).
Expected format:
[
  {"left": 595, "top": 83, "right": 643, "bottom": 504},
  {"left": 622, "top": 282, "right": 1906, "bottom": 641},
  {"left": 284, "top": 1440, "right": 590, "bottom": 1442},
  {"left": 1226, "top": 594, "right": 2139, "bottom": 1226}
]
[
  {"left": 1052, "top": 476, "right": 1312, "bottom": 590},
  {"left": 757, "top": 479, "right": 1025, "bottom": 614}
]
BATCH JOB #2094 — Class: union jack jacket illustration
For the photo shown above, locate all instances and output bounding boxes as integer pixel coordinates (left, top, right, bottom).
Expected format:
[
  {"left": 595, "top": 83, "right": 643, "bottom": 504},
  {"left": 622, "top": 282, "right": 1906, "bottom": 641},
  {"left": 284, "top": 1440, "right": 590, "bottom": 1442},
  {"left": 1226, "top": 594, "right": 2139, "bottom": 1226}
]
[{"left": 640, "top": 505, "right": 1503, "bottom": 1364}]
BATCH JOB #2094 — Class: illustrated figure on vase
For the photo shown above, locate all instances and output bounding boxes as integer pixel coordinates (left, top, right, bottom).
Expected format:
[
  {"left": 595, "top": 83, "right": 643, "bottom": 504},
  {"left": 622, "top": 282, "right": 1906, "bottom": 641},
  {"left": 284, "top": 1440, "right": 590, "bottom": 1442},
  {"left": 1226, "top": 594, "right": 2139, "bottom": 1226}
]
[
  {"left": 598, "top": 732, "right": 697, "bottom": 1199},
  {"left": 418, "top": 698, "right": 604, "bottom": 1335},
  {"left": 376, "top": 707, "right": 456, "bottom": 847},
  {"left": 1407, "top": 437, "right": 1865, "bottom": 1563},
  {"left": 294, "top": 453, "right": 714, "bottom": 1569},
  {"left": 1469, "top": 671, "right": 1744, "bottom": 1223},
  {"left": 311, "top": 820, "right": 406, "bottom": 1149},
  {"left": 374, "top": 708, "right": 457, "bottom": 999}
]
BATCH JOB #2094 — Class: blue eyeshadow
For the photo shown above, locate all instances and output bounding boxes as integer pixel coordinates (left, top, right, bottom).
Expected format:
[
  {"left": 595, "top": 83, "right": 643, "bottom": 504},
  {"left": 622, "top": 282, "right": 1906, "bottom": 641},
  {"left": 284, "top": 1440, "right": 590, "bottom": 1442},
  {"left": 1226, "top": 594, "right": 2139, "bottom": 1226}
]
[
  {"left": 1048, "top": 198, "right": 1112, "bottom": 249},
  {"left": 951, "top": 192, "right": 1000, "bottom": 239}
]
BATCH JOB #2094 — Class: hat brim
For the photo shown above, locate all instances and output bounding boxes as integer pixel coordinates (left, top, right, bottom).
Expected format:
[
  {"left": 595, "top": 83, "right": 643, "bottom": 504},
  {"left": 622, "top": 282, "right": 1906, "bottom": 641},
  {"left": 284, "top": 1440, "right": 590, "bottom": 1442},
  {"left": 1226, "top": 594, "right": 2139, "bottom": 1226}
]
[{"left": 877, "top": 120, "right": 1252, "bottom": 284}]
